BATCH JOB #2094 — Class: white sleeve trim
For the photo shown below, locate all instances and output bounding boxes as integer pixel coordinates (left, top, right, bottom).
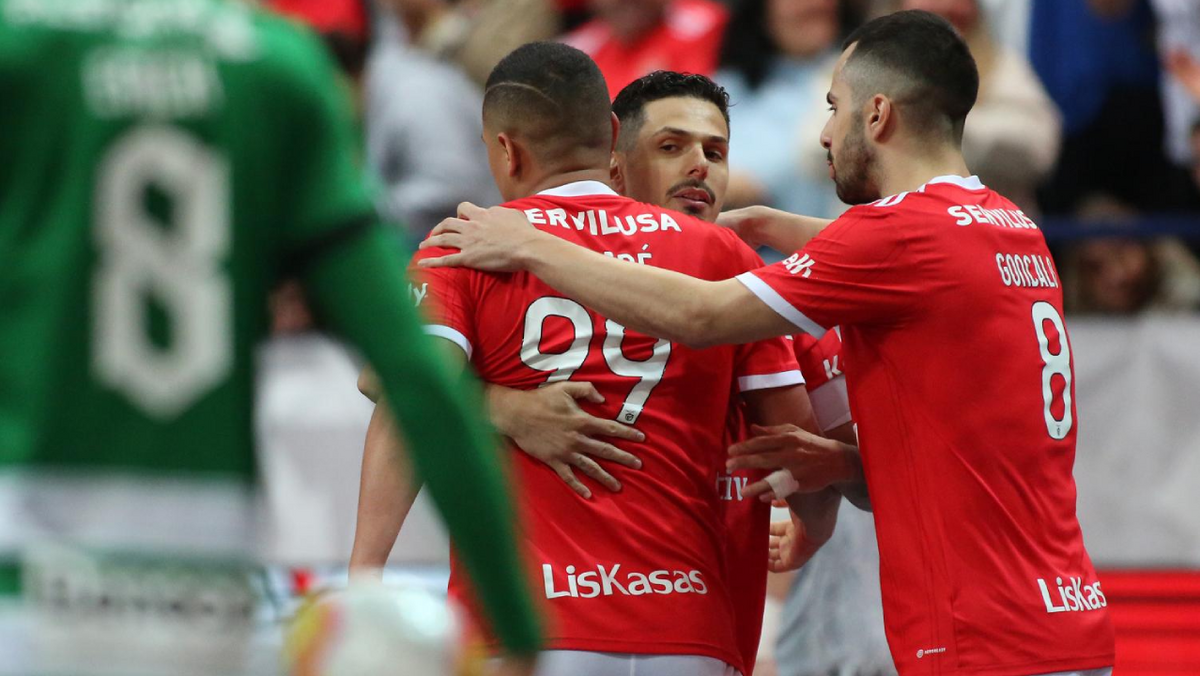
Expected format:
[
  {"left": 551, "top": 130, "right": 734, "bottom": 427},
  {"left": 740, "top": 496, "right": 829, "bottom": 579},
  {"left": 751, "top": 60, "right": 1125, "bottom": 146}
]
[
  {"left": 738, "top": 370, "right": 806, "bottom": 392},
  {"left": 809, "top": 377, "right": 852, "bottom": 434},
  {"left": 735, "top": 271, "right": 828, "bottom": 337},
  {"left": 424, "top": 325, "right": 472, "bottom": 360}
]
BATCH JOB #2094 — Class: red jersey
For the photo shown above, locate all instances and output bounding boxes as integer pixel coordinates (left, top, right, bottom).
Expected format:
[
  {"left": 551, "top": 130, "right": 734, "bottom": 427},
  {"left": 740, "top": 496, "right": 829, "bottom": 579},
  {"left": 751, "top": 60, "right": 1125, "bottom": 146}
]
[
  {"left": 793, "top": 330, "right": 852, "bottom": 434},
  {"left": 413, "top": 181, "right": 800, "bottom": 671},
  {"left": 720, "top": 305, "right": 806, "bottom": 676},
  {"left": 736, "top": 176, "right": 1115, "bottom": 675},
  {"left": 563, "top": 0, "right": 728, "bottom": 99}
]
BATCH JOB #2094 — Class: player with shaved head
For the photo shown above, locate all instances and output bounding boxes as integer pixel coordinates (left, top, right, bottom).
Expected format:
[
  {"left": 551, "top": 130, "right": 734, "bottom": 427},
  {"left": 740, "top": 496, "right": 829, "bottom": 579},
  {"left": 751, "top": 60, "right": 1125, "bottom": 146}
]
[{"left": 351, "top": 43, "right": 857, "bottom": 676}]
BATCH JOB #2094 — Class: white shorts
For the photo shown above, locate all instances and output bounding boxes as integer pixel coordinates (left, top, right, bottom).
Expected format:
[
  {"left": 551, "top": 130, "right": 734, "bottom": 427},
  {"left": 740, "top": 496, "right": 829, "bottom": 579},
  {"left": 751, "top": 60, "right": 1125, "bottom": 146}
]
[{"left": 509, "top": 651, "right": 741, "bottom": 676}]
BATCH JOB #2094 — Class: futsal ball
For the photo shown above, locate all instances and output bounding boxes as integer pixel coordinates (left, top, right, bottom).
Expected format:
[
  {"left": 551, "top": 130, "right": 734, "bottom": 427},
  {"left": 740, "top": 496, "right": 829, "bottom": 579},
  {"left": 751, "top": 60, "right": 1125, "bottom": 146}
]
[{"left": 285, "top": 577, "right": 463, "bottom": 676}]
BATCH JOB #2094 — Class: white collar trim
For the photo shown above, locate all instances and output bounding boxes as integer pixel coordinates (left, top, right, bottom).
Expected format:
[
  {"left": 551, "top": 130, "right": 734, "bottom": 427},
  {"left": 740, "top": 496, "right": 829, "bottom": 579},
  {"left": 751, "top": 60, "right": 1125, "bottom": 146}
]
[
  {"left": 536, "top": 180, "right": 619, "bottom": 198},
  {"left": 921, "top": 175, "right": 985, "bottom": 191}
]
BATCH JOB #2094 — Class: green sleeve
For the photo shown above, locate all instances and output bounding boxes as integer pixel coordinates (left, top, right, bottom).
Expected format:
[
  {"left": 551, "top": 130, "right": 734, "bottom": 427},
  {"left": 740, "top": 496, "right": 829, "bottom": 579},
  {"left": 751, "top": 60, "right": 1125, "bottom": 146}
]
[{"left": 302, "top": 226, "right": 542, "bottom": 655}]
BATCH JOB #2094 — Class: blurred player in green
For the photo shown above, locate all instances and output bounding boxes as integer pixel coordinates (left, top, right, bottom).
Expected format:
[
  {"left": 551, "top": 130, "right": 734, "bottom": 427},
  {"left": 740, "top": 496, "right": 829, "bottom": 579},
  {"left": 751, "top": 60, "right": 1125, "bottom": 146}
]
[{"left": 0, "top": 0, "right": 538, "bottom": 673}]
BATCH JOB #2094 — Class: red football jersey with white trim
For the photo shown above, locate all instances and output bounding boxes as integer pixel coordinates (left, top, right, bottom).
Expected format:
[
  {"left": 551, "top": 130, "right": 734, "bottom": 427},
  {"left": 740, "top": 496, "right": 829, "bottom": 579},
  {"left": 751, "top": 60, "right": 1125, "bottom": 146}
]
[
  {"left": 412, "top": 181, "right": 800, "bottom": 671},
  {"left": 792, "top": 330, "right": 852, "bottom": 434},
  {"left": 736, "top": 176, "right": 1115, "bottom": 676},
  {"left": 720, "top": 280, "right": 806, "bottom": 676}
]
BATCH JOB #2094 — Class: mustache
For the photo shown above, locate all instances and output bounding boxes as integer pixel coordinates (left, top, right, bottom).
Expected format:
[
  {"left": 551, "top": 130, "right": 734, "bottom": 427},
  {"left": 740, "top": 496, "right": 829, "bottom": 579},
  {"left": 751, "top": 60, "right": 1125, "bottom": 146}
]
[
  {"left": 827, "top": 151, "right": 833, "bottom": 164},
  {"left": 668, "top": 179, "right": 715, "bottom": 202}
]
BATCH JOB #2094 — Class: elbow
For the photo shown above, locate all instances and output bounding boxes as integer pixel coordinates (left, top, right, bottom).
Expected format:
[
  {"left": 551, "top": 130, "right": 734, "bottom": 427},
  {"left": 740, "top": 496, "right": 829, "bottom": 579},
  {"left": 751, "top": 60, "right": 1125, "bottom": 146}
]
[{"left": 675, "top": 302, "right": 721, "bottom": 349}]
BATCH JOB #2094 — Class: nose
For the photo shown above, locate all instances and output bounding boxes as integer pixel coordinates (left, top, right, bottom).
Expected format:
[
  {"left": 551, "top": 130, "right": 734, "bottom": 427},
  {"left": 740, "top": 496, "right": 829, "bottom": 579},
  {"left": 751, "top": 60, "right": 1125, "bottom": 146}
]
[{"left": 687, "top": 146, "right": 709, "bottom": 180}]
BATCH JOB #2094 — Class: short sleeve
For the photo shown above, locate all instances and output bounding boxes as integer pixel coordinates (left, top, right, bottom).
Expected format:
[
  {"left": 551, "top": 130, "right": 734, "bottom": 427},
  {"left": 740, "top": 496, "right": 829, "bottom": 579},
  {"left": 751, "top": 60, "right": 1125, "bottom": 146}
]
[
  {"left": 277, "top": 28, "right": 377, "bottom": 249},
  {"left": 735, "top": 208, "right": 922, "bottom": 334},
  {"left": 793, "top": 330, "right": 851, "bottom": 434},
  {"left": 733, "top": 336, "right": 804, "bottom": 392},
  {"left": 409, "top": 246, "right": 478, "bottom": 359}
]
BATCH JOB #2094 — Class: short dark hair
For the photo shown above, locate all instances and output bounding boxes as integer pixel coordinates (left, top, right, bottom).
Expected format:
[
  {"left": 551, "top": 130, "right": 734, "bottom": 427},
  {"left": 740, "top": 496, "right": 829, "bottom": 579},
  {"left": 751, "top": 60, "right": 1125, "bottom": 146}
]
[
  {"left": 483, "top": 42, "right": 613, "bottom": 161},
  {"left": 841, "top": 10, "right": 979, "bottom": 143},
  {"left": 611, "top": 71, "right": 731, "bottom": 151}
]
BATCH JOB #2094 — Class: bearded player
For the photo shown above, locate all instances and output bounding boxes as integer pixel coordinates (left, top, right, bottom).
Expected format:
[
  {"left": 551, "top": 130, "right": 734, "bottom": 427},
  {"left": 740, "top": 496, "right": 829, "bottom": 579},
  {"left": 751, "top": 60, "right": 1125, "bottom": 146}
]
[
  {"left": 351, "top": 44, "right": 861, "bottom": 676},
  {"left": 424, "top": 11, "right": 1116, "bottom": 676}
]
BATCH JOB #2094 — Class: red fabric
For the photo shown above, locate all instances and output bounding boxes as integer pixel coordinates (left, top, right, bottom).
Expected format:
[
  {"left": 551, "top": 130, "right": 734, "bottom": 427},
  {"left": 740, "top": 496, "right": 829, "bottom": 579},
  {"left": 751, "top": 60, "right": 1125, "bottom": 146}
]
[
  {"left": 720, "top": 250, "right": 804, "bottom": 675},
  {"left": 792, "top": 331, "right": 842, "bottom": 391},
  {"left": 414, "top": 185, "right": 802, "bottom": 673},
  {"left": 563, "top": 0, "right": 729, "bottom": 99},
  {"left": 1097, "top": 569, "right": 1200, "bottom": 676},
  {"left": 741, "top": 179, "right": 1116, "bottom": 675},
  {"left": 266, "top": 0, "right": 368, "bottom": 39}
]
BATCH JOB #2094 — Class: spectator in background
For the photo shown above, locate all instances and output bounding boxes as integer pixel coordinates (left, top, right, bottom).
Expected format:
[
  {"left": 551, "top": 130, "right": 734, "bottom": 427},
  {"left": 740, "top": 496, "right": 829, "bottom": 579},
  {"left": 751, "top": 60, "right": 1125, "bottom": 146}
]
[
  {"left": 1031, "top": 0, "right": 1191, "bottom": 213},
  {"left": 265, "top": 0, "right": 375, "bottom": 334},
  {"left": 715, "top": 0, "right": 859, "bottom": 218},
  {"left": 402, "top": 0, "right": 562, "bottom": 86},
  {"left": 564, "top": 0, "right": 729, "bottom": 99},
  {"left": 366, "top": 0, "right": 501, "bottom": 240},
  {"left": 1165, "top": 50, "right": 1200, "bottom": 202},
  {"left": 904, "top": 0, "right": 1061, "bottom": 213},
  {"left": 1063, "top": 194, "right": 1200, "bottom": 314},
  {"left": 1094, "top": 0, "right": 1200, "bottom": 172}
]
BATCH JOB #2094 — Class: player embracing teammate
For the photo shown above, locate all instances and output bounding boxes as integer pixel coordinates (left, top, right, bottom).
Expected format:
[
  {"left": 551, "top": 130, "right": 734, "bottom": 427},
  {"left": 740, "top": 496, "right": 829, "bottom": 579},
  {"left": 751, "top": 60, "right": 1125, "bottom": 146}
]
[{"left": 423, "top": 10, "right": 1117, "bottom": 676}]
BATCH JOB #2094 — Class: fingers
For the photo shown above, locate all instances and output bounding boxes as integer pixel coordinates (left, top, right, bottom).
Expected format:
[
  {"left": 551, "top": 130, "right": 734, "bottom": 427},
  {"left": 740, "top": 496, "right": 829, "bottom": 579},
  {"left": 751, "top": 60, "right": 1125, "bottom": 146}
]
[
  {"left": 741, "top": 479, "right": 773, "bottom": 500},
  {"left": 728, "top": 434, "right": 795, "bottom": 457},
  {"left": 726, "top": 450, "right": 797, "bottom": 471},
  {"left": 457, "top": 201, "right": 487, "bottom": 219},
  {"left": 582, "top": 416, "right": 645, "bottom": 443},
  {"left": 558, "top": 381, "right": 605, "bottom": 404},
  {"left": 749, "top": 423, "right": 801, "bottom": 437},
  {"left": 578, "top": 437, "right": 642, "bottom": 469},
  {"left": 769, "top": 520, "right": 794, "bottom": 537},
  {"left": 551, "top": 462, "right": 592, "bottom": 499},
  {"left": 418, "top": 232, "right": 465, "bottom": 250},
  {"left": 416, "top": 253, "right": 465, "bottom": 269},
  {"left": 570, "top": 453, "right": 622, "bottom": 493},
  {"left": 429, "top": 217, "right": 468, "bottom": 237}
]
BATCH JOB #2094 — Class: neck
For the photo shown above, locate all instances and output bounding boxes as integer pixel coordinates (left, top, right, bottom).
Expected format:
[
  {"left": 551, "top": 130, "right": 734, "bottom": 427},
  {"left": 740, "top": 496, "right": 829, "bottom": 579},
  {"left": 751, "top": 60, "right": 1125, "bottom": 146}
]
[
  {"left": 526, "top": 168, "right": 614, "bottom": 197},
  {"left": 875, "top": 141, "right": 971, "bottom": 198}
]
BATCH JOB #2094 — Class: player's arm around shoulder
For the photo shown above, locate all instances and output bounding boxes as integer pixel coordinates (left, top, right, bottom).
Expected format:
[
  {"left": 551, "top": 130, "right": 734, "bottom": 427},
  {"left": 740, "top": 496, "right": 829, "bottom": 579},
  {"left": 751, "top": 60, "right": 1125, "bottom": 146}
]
[{"left": 421, "top": 203, "right": 797, "bottom": 348}]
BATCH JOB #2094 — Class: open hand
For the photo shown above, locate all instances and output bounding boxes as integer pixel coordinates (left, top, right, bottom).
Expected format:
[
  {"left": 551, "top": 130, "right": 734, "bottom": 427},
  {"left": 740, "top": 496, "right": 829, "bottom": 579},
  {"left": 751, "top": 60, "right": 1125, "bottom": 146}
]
[
  {"left": 768, "top": 510, "right": 823, "bottom": 573},
  {"left": 728, "top": 424, "right": 856, "bottom": 501},
  {"left": 419, "top": 203, "right": 542, "bottom": 272},
  {"left": 491, "top": 382, "right": 644, "bottom": 499}
]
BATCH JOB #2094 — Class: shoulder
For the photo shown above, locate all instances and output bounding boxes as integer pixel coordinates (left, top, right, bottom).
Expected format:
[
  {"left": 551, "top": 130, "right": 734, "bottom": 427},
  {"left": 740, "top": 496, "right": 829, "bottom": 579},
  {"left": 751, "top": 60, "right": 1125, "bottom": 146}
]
[{"left": 250, "top": 12, "right": 343, "bottom": 101}]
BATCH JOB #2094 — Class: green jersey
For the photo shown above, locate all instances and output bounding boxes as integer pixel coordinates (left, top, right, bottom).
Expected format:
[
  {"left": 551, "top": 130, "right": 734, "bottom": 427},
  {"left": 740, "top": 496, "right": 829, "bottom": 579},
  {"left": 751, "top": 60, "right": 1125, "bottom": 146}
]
[
  {"left": 0, "top": 0, "right": 540, "bottom": 656},
  {"left": 0, "top": 0, "right": 366, "bottom": 494}
]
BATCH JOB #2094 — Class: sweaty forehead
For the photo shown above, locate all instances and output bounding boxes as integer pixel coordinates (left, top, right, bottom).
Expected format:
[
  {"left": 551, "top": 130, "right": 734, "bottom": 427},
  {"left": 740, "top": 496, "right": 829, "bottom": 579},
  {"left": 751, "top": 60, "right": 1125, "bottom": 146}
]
[{"left": 638, "top": 97, "right": 728, "bottom": 142}]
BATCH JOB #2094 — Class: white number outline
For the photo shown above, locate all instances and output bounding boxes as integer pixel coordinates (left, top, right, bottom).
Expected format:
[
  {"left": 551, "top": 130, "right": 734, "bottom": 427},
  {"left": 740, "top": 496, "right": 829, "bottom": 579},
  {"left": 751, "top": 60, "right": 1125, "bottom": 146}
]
[
  {"left": 520, "top": 298, "right": 672, "bottom": 425},
  {"left": 1031, "top": 301, "right": 1073, "bottom": 440}
]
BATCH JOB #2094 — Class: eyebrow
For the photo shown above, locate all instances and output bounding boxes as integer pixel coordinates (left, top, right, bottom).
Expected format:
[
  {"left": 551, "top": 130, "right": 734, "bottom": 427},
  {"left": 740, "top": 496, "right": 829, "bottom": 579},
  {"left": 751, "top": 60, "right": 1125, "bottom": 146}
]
[{"left": 653, "top": 126, "right": 729, "bottom": 145}]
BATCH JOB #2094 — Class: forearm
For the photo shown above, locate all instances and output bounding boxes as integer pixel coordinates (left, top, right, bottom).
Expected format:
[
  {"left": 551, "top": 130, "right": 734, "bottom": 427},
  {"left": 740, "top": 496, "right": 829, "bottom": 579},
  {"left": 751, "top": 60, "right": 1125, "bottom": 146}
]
[
  {"left": 785, "top": 486, "right": 842, "bottom": 549},
  {"left": 520, "top": 234, "right": 785, "bottom": 348},
  {"left": 824, "top": 422, "right": 870, "bottom": 511},
  {"left": 485, "top": 384, "right": 524, "bottom": 439},
  {"left": 748, "top": 207, "right": 833, "bottom": 254},
  {"left": 304, "top": 228, "right": 540, "bottom": 654},
  {"left": 350, "top": 403, "right": 420, "bottom": 570}
]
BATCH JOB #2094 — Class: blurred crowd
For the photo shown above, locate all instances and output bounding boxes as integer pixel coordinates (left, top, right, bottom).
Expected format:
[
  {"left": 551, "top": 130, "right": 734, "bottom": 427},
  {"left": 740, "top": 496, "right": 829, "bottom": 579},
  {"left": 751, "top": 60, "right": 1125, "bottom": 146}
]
[{"left": 265, "top": 0, "right": 1200, "bottom": 323}]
